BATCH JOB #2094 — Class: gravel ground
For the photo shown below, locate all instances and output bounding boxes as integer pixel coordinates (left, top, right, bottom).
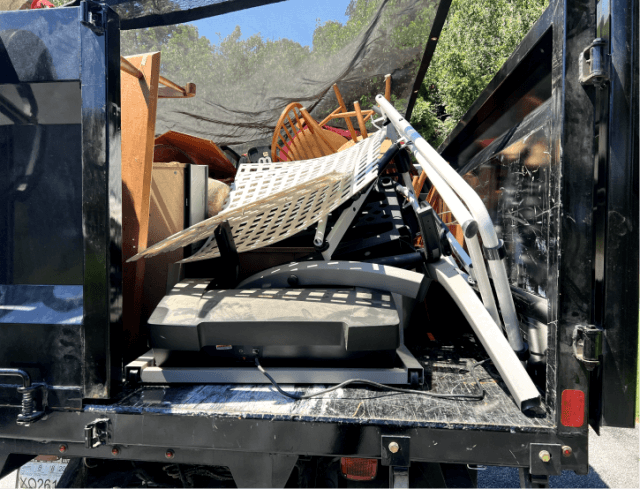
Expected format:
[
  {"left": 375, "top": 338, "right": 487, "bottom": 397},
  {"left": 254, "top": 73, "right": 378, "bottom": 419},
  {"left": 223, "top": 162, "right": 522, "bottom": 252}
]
[{"left": 1, "top": 425, "right": 637, "bottom": 488}]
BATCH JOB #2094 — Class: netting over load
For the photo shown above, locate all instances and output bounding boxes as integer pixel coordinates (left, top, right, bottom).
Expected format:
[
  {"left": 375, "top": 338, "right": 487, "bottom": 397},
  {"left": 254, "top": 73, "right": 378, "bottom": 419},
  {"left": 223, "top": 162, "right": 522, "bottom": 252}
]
[
  {"left": 107, "top": 0, "right": 286, "bottom": 29},
  {"left": 128, "top": 129, "right": 386, "bottom": 263},
  {"left": 118, "top": 0, "right": 439, "bottom": 148}
]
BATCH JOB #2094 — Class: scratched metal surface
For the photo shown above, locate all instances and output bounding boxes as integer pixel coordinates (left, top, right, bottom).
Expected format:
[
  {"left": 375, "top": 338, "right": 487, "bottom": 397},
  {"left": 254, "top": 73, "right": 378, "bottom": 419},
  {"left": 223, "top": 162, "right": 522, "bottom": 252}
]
[
  {"left": 87, "top": 345, "right": 552, "bottom": 432},
  {"left": 459, "top": 100, "right": 553, "bottom": 300}
]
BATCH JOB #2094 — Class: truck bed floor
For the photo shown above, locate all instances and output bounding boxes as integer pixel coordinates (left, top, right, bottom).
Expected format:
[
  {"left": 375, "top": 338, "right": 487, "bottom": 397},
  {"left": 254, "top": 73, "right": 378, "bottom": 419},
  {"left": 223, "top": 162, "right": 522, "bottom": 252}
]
[{"left": 88, "top": 341, "right": 552, "bottom": 432}]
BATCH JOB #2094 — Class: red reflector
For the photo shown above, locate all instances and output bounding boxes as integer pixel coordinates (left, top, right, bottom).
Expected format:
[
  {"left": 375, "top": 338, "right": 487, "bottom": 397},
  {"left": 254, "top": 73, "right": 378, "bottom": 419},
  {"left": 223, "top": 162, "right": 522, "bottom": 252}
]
[
  {"left": 340, "top": 457, "right": 378, "bottom": 481},
  {"left": 561, "top": 389, "right": 585, "bottom": 427}
]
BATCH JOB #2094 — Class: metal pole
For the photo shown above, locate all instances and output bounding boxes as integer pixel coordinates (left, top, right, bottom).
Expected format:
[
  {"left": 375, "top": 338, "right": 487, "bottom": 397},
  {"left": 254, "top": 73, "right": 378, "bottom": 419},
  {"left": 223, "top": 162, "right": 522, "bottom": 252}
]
[
  {"left": 409, "top": 147, "right": 500, "bottom": 325},
  {"left": 427, "top": 259, "right": 540, "bottom": 411},
  {"left": 377, "top": 95, "right": 525, "bottom": 353}
]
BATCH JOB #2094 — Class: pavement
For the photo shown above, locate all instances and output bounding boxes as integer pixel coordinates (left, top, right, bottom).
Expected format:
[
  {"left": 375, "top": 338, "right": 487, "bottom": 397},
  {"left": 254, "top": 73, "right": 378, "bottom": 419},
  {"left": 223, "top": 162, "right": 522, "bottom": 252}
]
[
  {"left": 0, "top": 472, "right": 13, "bottom": 489},
  {"left": 477, "top": 425, "right": 639, "bottom": 488},
  {"left": 1, "top": 425, "right": 637, "bottom": 488}
]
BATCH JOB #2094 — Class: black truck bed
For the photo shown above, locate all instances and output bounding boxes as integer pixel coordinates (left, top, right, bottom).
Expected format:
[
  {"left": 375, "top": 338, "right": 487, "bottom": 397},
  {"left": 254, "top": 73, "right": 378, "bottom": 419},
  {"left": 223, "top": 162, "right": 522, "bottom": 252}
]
[{"left": 88, "top": 350, "right": 552, "bottom": 432}]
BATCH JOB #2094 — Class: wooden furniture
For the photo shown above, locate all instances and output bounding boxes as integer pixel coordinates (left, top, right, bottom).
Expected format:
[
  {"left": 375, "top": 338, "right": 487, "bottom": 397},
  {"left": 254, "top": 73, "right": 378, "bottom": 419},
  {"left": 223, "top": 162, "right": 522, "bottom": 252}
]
[
  {"left": 120, "top": 52, "right": 161, "bottom": 353},
  {"left": 120, "top": 53, "right": 197, "bottom": 352},
  {"left": 142, "top": 163, "right": 187, "bottom": 326},
  {"left": 426, "top": 186, "right": 465, "bottom": 246},
  {"left": 120, "top": 56, "right": 196, "bottom": 99},
  {"left": 316, "top": 84, "right": 376, "bottom": 142},
  {"left": 154, "top": 131, "right": 236, "bottom": 183},
  {"left": 270, "top": 75, "right": 391, "bottom": 162},
  {"left": 384, "top": 73, "right": 392, "bottom": 102},
  {"left": 271, "top": 103, "right": 347, "bottom": 162}
]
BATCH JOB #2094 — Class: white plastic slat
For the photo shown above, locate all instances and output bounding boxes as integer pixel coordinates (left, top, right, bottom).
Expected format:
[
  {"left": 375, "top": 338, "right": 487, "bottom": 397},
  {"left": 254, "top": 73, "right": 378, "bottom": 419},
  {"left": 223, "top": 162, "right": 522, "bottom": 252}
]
[{"left": 127, "top": 130, "right": 385, "bottom": 263}]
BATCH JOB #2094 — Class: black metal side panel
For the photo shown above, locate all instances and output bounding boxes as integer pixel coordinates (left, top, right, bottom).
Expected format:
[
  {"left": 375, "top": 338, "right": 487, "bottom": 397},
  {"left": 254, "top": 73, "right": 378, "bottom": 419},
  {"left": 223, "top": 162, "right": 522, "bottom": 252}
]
[
  {"left": 442, "top": 0, "right": 638, "bottom": 432},
  {"left": 547, "top": 0, "right": 598, "bottom": 440},
  {"left": 438, "top": 0, "right": 614, "bottom": 463},
  {"left": 589, "top": 0, "right": 639, "bottom": 429},
  {"left": 0, "top": 6, "right": 122, "bottom": 409},
  {"left": 80, "top": 5, "right": 122, "bottom": 400}
]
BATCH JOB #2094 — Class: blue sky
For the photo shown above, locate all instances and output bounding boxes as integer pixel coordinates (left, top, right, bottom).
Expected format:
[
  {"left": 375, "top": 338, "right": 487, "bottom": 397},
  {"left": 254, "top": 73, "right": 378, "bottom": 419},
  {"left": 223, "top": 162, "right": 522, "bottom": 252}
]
[{"left": 190, "top": 0, "right": 350, "bottom": 49}]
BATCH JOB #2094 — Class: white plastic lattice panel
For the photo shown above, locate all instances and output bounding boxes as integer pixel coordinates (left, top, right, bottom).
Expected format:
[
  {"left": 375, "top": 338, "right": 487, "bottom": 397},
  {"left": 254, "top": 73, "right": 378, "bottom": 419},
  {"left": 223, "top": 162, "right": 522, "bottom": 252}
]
[{"left": 127, "top": 130, "right": 386, "bottom": 263}]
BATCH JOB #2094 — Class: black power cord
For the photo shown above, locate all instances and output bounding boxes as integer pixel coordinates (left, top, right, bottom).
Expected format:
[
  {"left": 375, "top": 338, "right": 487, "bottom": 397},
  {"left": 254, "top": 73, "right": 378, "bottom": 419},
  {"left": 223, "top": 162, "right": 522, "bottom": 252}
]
[{"left": 254, "top": 357, "right": 485, "bottom": 401}]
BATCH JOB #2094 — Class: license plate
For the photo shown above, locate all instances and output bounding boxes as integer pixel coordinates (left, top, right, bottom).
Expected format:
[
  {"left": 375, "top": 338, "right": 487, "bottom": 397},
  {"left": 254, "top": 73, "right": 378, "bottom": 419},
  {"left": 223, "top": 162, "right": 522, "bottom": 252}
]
[{"left": 16, "top": 457, "right": 69, "bottom": 489}]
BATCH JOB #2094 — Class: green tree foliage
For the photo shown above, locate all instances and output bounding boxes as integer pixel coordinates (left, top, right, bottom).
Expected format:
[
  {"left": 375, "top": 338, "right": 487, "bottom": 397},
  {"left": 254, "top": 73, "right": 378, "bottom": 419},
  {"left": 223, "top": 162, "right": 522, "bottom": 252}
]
[
  {"left": 119, "top": 0, "right": 434, "bottom": 117},
  {"left": 313, "top": 0, "right": 383, "bottom": 56},
  {"left": 313, "top": 0, "right": 436, "bottom": 56},
  {"left": 116, "top": 0, "right": 439, "bottom": 141},
  {"left": 410, "top": 0, "right": 547, "bottom": 147}
]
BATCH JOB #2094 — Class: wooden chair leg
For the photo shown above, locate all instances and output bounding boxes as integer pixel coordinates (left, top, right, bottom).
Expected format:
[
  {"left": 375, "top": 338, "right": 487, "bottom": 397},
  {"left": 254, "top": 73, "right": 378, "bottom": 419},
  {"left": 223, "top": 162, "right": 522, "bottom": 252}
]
[
  {"left": 333, "top": 83, "right": 359, "bottom": 142},
  {"left": 414, "top": 169, "right": 428, "bottom": 195},
  {"left": 353, "top": 101, "right": 368, "bottom": 139},
  {"left": 385, "top": 74, "right": 392, "bottom": 102}
]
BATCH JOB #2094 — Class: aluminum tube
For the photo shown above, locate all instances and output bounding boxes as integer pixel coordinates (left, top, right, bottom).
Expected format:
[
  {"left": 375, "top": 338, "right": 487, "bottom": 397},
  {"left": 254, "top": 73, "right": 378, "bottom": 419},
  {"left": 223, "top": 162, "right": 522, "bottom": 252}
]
[
  {"left": 488, "top": 260, "right": 525, "bottom": 351},
  {"left": 427, "top": 259, "right": 540, "bottom": 411},
  {"left": 314, "top": 218, "right": 328, "bottom": 247},
  {"left": 443, "top": 228, "right": 474, "bottom": 277},
  {"left": 378, "top": 95, "right": 524, "bottom": 350},
  {"left": 394, "top": 182, "right": 420, "bottom": 212},
  {"left": 467, "top": 236, "right": 502, "bottom": 327},
  {"left": 377, "top": 95, "right": 497, "bottom": 246},
  {"left": 412, "top": 144, "right": 499, "bottom": 325},
  {"left": 411, "top": 148, "right": 477, "bottom": 238}
]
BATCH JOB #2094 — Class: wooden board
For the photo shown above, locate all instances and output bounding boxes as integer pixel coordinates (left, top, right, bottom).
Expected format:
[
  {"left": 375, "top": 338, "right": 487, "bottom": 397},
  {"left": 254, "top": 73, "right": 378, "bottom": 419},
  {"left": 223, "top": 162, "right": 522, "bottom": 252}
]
[
  {"left": 121, "top": 52, "right": 161, "bottom": 354},
  {"left": 142, "top": 163, "right": 186, "bottom": 326}
]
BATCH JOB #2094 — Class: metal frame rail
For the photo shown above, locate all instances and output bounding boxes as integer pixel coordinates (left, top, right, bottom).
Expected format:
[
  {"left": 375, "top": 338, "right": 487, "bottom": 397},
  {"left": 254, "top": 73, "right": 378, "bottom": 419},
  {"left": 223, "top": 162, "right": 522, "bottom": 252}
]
[{"left": 375, "top": 96, "right": 526, "bottom": 356}]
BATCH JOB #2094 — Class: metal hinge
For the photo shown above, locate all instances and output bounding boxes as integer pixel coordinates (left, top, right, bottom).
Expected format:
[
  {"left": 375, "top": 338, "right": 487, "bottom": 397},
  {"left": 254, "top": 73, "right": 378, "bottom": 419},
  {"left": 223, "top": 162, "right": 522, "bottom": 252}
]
[
  {"left": 84, "top": 418, "right": 111, "bottom": 448},
  {"left": 572, "top": 324, "right": 603, "bottom": 371},
  {"left": 79, "top": 0, "right": 105, "bottom": 35},
  {"left": 579, "top": 39, "right": 608, "bottom": 87},
  {"left": 0, "top": 369, "right": 45, "bottom": 425}
]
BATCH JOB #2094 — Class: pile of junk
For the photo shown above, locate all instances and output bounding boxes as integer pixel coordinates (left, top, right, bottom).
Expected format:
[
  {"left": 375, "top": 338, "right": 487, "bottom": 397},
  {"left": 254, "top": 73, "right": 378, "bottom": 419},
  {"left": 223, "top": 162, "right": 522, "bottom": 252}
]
[{"left": 119, "top": 50, "right": 540, "bottom": 413}]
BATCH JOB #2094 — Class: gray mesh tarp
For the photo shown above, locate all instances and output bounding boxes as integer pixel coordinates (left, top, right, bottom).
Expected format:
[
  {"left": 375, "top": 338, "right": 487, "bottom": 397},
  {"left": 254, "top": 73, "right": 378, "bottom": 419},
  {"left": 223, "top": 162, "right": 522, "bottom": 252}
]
[
  {"left": 108, "top": 0, "right": 286, "bottom": 30},
  {"left": 119, "top": 0, "right": 439, "bottom": 149}
]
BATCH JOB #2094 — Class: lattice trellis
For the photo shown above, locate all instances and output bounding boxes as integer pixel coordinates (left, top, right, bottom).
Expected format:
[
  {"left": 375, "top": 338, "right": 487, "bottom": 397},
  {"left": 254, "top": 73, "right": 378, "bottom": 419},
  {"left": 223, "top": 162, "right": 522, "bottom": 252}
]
[{"left": 127, "top": 129, "right": 386, "bottom": 263}]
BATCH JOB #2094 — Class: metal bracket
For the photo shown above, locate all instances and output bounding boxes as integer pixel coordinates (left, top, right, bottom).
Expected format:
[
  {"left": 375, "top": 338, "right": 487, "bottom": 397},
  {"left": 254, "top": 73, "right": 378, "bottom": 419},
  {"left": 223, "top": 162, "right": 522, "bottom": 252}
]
[
  {"left": 381, "top": 435, "right": 410, "bottom": 467},
  {"left": 389, "top": 467, "right": 409, "bottom": 488},
  {"left": 84, "top": 418, "right": 110, "bottom": 449},
  {"left": 483, "top": 240, "right": 507, "bottom": 261},
  {"left": 579, "top": 38, "right": 608, "bottom": 87},
  {"left": 572, "top": 324, "right": 603, "bottom": 371},
  {"left": 16, "top": 385, "right": 45, "bottom": 425},
  {"left": 79, "top": 1, "right": 106, "bottom": 35},
  {"left": 519, "top": 467, "right": 550, "bottom": 488},
  {"left": 416, "top": 204, "right": 442, "bottom": 262},
  {"left": 322, "top": 186, "right": 374, "bottom": 260},
  {"left": 529, "top": 443, "right": 562, "bottom": 476}
]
